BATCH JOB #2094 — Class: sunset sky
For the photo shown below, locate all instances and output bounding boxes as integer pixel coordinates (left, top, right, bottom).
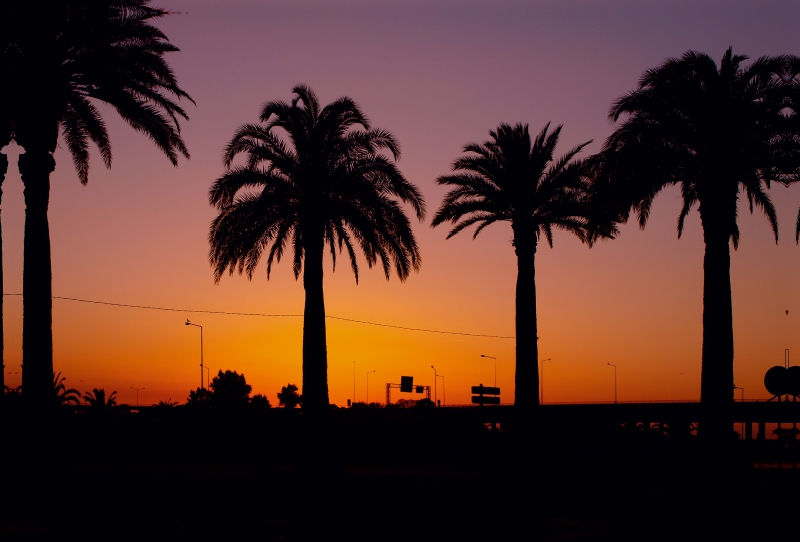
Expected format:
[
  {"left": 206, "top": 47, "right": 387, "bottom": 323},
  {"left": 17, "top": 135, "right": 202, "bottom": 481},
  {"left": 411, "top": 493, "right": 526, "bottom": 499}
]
[{"left": 2, "top": 0, "right": 799, "bottom": 406}]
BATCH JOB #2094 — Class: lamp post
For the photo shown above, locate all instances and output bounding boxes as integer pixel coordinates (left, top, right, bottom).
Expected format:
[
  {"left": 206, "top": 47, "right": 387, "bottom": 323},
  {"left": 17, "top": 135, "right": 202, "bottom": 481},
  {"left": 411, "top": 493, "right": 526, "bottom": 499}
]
[
  {"left": 431, "top": 365, "right": 438, "bottom": 406},
  {"left": 480, "top": 354, "right": 497, "bottom": 387},
  {"left": 130, "top": 387, "right": 145, "bottom": 407},
  {"left": 540, "top": 358, "right": 551, "bottom": 404},
  {"left": 607, "top": 362, "right": 617, "bottom": 404},
  {"left": 366, "top": 370, "right": 375, "bottom": 405},
  {"left": 185, "top": 319, "right": 204, "bottom": 390}
]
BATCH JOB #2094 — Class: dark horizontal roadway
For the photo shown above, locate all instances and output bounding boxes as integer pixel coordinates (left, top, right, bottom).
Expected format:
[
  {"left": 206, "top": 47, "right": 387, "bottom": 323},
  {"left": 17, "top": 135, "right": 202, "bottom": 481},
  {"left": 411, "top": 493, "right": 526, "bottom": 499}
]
[{"left": 440, "top": 401, "right": 800, "bottom": 423}]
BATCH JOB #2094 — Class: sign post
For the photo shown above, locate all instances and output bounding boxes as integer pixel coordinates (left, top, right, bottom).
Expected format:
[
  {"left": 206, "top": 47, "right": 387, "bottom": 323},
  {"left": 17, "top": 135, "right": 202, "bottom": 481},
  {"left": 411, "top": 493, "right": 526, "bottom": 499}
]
[
  {"left": 472, "top": 384, "right": 501, "bottom": 430},
  {"left": 471, "top": 384, "right": 500, "bottom": 405}
]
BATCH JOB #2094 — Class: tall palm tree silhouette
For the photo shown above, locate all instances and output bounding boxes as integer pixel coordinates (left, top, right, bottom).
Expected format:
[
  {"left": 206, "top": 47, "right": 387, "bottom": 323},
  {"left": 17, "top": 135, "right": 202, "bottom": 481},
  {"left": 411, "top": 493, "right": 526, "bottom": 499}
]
[
  {"left": 594, "top": 49, "right": 798, "bottom": 418},
  {"left": 432, "top": 123, "right": 613, "bottom": 409},
  {"left": 8, "top": 2, "right": 192, "bottom": 406},
  {"left": 209, "top": 85, "right": 425, "bottom": 411}
]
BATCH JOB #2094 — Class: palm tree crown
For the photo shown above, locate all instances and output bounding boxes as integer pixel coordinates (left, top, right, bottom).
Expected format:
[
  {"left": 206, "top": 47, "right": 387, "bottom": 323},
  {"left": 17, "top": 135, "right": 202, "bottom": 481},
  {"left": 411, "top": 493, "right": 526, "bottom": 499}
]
[
  {"left": 433, "top": 123, "right": 612, "bottom": 408},
  {"left": 594, "top": 48, "right": 799, "bottom": 414},
  {"left": 209, "top": 85, "right": 425, "bottom": 410},
  {"left": 13, "top": 1, "right": 193, "bottom": 177}
]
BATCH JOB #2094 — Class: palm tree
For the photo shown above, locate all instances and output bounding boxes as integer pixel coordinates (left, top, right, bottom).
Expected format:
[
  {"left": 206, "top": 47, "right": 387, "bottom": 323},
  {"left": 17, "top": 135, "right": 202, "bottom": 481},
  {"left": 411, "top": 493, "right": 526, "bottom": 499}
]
[
  {"left": 83, "top": 388, "right": 117, "bottom": 410},
  {"left": 209, "top": 85, "right": 425, "bottom": 411},
  {"left": 593, "top": 49, "right": 798, "bottom": 419},
  {"left": 8, "top": 2, "right": 192, "bottom": 406},
  {"left": 52, "top": 371, "right": 81, "bottom": 406},
  {"left": 432, "top": 123, "right": 614, "bottom": 410}
]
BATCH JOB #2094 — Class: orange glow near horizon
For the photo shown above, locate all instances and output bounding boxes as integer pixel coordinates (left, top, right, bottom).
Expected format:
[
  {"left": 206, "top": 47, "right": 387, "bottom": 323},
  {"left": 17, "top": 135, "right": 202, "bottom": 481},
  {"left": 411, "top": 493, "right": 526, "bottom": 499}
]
[{"left": 2, "top": 1, "right": 799, "bottom": 407}]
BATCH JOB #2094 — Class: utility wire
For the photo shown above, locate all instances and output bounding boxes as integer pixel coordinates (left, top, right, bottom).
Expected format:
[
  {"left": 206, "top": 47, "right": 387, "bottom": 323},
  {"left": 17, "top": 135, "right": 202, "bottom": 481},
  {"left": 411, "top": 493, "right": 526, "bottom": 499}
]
[{"left": 2, "top": 293, "right": 514, "bottom": 339}]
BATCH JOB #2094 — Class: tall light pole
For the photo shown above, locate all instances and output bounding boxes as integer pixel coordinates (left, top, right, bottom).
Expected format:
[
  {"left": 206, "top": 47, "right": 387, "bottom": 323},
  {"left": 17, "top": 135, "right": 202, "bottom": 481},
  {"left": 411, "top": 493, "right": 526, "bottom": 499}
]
[
  {"left": 366, "top": 370, "right": 375, "bottom": 404},
  {"left": 539, "top": 358, "right": 551, "bottom": 404},
  {"left": 185, "top": 319, "right": 204, "bottom": 390},
  {"left": 480, "top": 354, "right": 497, "bottom": 387},
  {"left": 607, "top": 362, "right": 617, "bottom": 404},
  {"left": 130, "top": 387, "right": 145, "bottom": 407},
  {"left": 431, "top": 365, "right": 438, "bottom": 406}
]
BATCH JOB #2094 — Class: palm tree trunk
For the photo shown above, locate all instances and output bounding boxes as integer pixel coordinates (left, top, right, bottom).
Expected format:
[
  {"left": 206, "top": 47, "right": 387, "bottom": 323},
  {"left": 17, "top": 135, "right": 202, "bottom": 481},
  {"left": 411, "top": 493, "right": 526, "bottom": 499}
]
[
  {"left": 18, "top": 150, "right": 55, "bottom": 408},
  {"left": 699, "top": 194, "right": 736, "bottom": 439},
  {"left": 513, "top": 224, "right": 539, "bottom": 410},
  {"left": 0, "top": 152, "right": 7, "bottom": 399},
  {"left": 301, "top": 229, "right": 330, "bottom": 412}
]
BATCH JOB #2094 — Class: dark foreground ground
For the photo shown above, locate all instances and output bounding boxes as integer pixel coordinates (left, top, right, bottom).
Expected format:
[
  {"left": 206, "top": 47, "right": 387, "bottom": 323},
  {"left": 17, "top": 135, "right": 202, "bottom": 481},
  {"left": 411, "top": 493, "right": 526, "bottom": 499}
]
[{"left": 2, "top": 407, "right": 798, "bottom": 541}]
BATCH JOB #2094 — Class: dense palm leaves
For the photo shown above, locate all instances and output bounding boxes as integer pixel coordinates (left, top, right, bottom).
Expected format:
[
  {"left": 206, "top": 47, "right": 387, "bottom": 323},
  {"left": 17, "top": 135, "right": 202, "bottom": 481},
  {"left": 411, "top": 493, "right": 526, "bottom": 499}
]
[
  {"left": 1, "top": 1, "right": 192, "bottom": 406},
  {"left": 209, "top": 85, "right": 424, "bottom": 411},
  {"left": 83, "top": 388, "right": 117, "bottom": 410},
  {"left": 432, "top": 123, "right": 613, "bottom": 409},
  {"left": 593, "top": 49, "right": 800, "bottom": 415},
  {"left": 52, "top": 372, "right": 81, "bottom": 406}
]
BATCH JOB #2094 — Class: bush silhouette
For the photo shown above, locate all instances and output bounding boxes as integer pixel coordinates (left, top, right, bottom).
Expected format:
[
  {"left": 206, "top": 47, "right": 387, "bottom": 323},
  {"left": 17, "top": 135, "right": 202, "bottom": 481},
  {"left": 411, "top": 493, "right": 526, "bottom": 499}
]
[
  {"left": 277, "top": 384, "right": 302, "bottom": 409},
  {"left": 210, "top": 370, "right": 252, "bottom": 412}
]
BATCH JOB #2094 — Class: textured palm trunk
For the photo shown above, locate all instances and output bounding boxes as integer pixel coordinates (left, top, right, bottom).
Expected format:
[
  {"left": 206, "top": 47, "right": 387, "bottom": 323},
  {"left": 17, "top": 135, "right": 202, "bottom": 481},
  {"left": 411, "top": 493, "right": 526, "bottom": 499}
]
[
  {"left": 0, "top": 153, "right": 7, "bottom": 398},
  {"left": 301, "top": 229, "right": 330, "bottom": 412},
  {"left": 19, "top": 150, "right": 55, "bottom": 408},
  {"left": 698, "top": 192, "right": 736, "bottom": 439},
  {"left": 513, "top": 224, "right": 539, "bottom": 410}
]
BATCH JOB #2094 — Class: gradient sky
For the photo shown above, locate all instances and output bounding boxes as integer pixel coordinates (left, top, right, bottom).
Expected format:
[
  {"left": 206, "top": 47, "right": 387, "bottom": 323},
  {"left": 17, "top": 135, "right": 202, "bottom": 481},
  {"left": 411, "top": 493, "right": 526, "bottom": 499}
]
[{"left": 2, "top": 0, "right": 800, "bottom": 406}]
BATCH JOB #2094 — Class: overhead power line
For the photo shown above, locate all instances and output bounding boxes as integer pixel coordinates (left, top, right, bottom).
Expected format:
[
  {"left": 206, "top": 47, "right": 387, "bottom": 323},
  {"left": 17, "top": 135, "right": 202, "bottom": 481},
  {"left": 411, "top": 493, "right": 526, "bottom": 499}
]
[{"left": 2, "top": 293, "right": 514, "bottom": 339}]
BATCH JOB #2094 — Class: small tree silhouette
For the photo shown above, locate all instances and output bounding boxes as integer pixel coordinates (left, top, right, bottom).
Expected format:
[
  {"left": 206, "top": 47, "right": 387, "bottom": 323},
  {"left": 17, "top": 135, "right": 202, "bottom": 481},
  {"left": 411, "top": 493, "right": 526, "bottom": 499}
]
[
  {"left": 83, "top": 388, "right": 116, "bottom": 410},
  {"left": 277, "top": 384, "right": 302, "bottom": 409},
  {"left": 186, "top": 387, "right": 212, "bottom": 406},
  {"left": 250, "top": 393, "right": 271, "bottom": 409},
  {"left": 210, "top": 370, "right": 252, "bottom": 412},
  {"left": 53, "top": 372, "right": 80, "bottom": 406}
]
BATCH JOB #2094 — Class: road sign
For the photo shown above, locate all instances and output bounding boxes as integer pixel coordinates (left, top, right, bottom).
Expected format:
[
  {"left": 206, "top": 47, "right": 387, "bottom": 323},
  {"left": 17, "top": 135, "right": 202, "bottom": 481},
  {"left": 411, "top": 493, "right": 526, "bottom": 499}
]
[
  {"left": 471, "top": 385, "right": 500, "bottom": 395},
  {"left": 400, "top": 376, "right": 413, "bottom": 393},
  {"left": 471, "top": 396, "right": 500, "bottom": 405}
]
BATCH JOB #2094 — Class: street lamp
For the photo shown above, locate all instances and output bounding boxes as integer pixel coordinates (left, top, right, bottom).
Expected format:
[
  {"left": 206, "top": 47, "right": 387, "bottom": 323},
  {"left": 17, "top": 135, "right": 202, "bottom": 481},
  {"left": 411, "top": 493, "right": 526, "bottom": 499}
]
[
  {"left": 130, "top": 387, "right": 145, "bottom": 407},
  {"left": 185, "top": 319, "right": 204, "bottom": 390},
  {"left": 539, "top": 358, "right": 551, "bottom": 404},
  {"left": 431, "top": 366, "right": 438, "bottom": 406},
  {"left": 607, "top": 362, "right": 618, "bottom": 404},
  {"left": 366, "top": 370, "right": 376, "bottom": 404},
  {"left": 480, "top": 354, "right": 497, "bottom": 387}
]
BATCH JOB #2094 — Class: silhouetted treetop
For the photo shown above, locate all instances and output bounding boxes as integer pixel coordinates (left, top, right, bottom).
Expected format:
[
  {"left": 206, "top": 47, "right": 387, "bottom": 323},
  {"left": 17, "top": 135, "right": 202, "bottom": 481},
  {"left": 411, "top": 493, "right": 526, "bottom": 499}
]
[
  {"left": 278, "top": 384, "right": 302, "bottom": 409},
  {"left": 210, "top": 369, "right": 252, "bottom": 410},
  {"left": 5, "top": 0, "right": 194, "bottom": 182},
  {"left": 209, "top": 84, "right": 424, "bottom": 284}
]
